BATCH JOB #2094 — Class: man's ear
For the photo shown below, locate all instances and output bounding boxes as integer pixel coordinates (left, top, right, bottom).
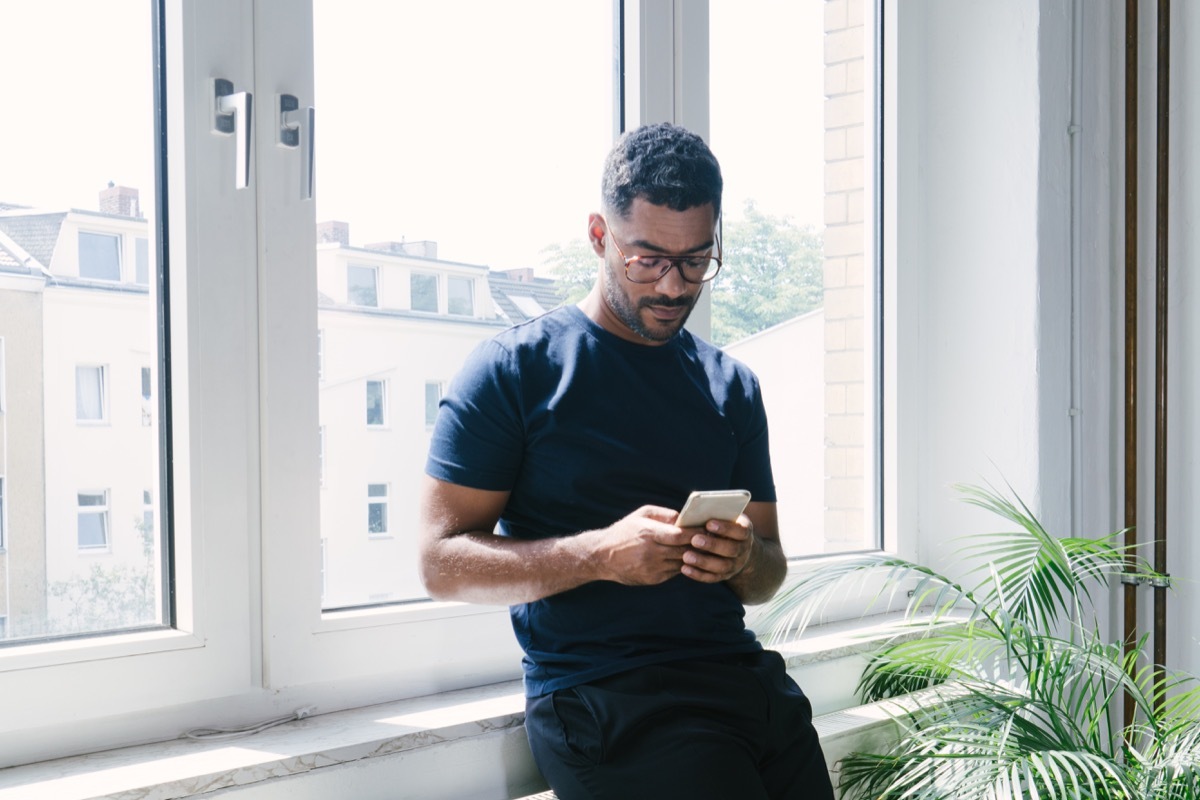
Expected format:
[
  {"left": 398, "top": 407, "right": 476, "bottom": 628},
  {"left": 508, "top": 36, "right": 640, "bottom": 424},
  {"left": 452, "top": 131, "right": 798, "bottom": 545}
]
[{"left": 587, "top": 213, "right": 607, "bottom": 258}]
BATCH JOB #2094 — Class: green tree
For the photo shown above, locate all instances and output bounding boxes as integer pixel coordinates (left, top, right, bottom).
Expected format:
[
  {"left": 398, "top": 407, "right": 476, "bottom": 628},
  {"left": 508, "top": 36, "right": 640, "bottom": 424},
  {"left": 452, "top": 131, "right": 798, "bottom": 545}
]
[
  {"left": 540, "top": 238, "right": 597, "bottom": 305},
  {"left": 47, "top": 516, "right": 157, "bottom": 635},
  {"left": 710, "top": 199, "right": 823, "bottom": 346}
]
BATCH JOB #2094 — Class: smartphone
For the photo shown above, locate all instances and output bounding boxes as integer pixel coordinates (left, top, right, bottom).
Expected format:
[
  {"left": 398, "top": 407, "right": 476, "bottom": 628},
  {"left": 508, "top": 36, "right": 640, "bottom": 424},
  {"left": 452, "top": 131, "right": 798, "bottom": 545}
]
[{"left": 676, "top": 489, "right": 752, "bottom": 528}]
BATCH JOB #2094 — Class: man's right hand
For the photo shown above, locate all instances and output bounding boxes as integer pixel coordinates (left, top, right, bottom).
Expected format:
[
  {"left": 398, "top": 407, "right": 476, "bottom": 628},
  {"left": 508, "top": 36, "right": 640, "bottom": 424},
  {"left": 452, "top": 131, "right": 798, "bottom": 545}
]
[
  {"left": 420, "top": 477, "right": 694, "bottom": 605},
  {"left": 584, "top": 505, "right": 692, "bottom": 586}
]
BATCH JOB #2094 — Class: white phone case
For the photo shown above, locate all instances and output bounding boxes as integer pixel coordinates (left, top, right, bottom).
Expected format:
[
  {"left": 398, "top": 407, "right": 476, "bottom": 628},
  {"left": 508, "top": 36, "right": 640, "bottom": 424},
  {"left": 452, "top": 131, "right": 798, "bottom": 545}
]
[{"left": 676, "top": 489, "right": 751, "bottom": 527}]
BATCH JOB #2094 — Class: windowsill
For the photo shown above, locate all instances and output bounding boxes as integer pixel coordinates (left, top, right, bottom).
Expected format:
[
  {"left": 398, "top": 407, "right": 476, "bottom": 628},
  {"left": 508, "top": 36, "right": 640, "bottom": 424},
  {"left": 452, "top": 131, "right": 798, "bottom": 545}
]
[{"left": 0, "top": 612, "right": 932, "bottom": 799}]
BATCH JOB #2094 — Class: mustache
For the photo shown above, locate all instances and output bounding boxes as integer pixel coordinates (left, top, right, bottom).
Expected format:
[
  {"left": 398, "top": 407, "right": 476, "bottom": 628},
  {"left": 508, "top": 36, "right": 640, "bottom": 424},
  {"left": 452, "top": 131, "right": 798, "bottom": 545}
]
[{"left": 637, "top": 296, "right": 693, "bottom": 309}]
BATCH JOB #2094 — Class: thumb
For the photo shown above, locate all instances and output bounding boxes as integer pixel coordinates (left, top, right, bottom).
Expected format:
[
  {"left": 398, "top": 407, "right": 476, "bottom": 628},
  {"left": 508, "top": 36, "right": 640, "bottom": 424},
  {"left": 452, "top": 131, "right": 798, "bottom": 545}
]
[{"left": 637, "top": 505, "right": 683, "bottom": 525}]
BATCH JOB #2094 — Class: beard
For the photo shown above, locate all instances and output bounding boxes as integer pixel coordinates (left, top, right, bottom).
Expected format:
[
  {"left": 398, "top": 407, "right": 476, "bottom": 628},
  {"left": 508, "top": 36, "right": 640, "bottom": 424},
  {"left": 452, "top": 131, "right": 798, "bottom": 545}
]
[{"left": 602, "top": 258, "right": 699, "bottom": 343}]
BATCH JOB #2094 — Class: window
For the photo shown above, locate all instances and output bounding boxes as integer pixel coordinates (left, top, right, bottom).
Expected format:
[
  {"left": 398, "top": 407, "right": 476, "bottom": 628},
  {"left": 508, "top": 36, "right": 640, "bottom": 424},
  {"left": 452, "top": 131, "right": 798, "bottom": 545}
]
[
  {"left": 77, "top": 491, "right": 110, "bottom": 550},
  {"left": 347, "top": 265, "right": 378, "bottom": 307},
  {"left": 366, "top": 379, "right": 386, "bottom": 426},
  {"left": 447, "top": 276, "right": 474, "bottom": 316},
  {"left": 506, "top": 293, "right": 546, "bottom": 318},
  {"left": 142, "top": 490, "right": 154, "bottom": 538},
  {"left": 75, "top": 365, "right": 107, "bottom": 422},
  {"left": 317, "top": 329, "right": 324, "bottom": 382},
  {"left": 78, "top": 232, "right": 122, "bottom": 281},
  {"left": 135, "top": 237, "right": 150, "bottom": 286},
  {"left": 367, "top": 484, "right": 388, "bottom": 536},
  {"left": 410, "top": 273, "right": 438, "bottom": 312},
  {"left": 424, "top": 381, "right": 442, "bottom": 427},
  {"left": 0, "top": 0, "right": 894, "bottom": 773},
  {"left": 710, "top": 1, "right": 880, "bottom": 555}
]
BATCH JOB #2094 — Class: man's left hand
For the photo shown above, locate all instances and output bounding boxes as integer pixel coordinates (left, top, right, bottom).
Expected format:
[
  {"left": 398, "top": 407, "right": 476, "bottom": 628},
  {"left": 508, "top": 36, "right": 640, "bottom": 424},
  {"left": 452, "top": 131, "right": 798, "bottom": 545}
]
[{"left": 678, "top": 515, "right": 758, "bottom": 583}]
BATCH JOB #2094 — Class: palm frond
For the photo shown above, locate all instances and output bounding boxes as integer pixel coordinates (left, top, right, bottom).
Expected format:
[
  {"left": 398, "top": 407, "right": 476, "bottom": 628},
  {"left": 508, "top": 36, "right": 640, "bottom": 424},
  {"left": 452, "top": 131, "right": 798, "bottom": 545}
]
[
  {"left": 954, "top": 483, "right": 1155, "bottom": 637},
  {"left": 776, "top": 481, "right": 1200, "bottom": 800},
  {"left": 760, "top": 553, "right": 972, "bottom": 646}
]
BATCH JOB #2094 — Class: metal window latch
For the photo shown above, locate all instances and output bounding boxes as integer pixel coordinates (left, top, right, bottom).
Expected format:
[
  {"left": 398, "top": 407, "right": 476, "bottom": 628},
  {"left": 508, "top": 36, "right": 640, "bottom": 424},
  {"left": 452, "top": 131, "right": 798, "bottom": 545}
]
[
  {"left": 1121, "top": 572, "right": 1172, "bottom": 588},
  {"left": 214, "top": 78, "right": 253, "bottom": 190},
  {"left": 279, "top": 94, "right": 316, "bottom": 201}
]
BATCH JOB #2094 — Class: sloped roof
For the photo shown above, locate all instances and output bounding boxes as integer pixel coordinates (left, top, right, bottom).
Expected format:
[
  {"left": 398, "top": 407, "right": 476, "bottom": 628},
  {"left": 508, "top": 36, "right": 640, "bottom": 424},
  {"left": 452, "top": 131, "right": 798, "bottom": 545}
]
[
  {"left": 487, "top": 271, "right": 564, "bottom": 324},
  {"left": 0, "top": 242, "right": 24, "bottom": 272},
  {"left": 0, "top": 212, "right": 66, "bottom": 268}
]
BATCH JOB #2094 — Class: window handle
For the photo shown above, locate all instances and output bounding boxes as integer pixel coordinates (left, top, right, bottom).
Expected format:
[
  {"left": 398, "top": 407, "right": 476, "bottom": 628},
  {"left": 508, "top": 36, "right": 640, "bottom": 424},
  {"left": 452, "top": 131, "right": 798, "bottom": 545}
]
[
  {"left": 213, "top": 78, "right": 253, "bottom": 190},
  {"left": 280, "top": 94, "right": 316, "bottom": 200}
]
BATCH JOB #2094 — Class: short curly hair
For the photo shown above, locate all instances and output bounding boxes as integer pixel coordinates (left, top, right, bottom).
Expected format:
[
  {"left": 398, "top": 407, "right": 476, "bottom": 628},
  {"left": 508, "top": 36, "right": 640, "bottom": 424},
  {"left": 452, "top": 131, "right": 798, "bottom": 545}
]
[{"left": 601, "top": 123, "right": 723, "bottom": 220}]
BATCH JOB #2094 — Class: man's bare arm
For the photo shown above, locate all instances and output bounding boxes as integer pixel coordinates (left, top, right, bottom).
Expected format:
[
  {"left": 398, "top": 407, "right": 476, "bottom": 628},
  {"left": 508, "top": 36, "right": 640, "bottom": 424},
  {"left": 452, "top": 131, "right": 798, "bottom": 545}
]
[
  {"left": 418, "top": 475, "right": 694, "bottom": 606},
  {"left": 678, "top": 500, "right": 787, "bottom": 605}
]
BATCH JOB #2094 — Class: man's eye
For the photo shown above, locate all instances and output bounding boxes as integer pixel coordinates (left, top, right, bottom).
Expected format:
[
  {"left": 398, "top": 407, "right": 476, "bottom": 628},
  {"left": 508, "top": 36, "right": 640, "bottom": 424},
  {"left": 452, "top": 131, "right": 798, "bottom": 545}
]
[
  {"left": 637, "top": 257, "right": 669, "bottom": 270},
  {"left": 682, "top": 258, "right": 708, "bottom": 269}
]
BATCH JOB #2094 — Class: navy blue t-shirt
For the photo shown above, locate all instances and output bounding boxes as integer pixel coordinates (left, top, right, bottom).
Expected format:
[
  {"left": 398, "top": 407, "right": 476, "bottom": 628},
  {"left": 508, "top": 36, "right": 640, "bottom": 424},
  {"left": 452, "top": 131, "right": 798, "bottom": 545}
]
[{"left": 425, "top": 305, "right": 777, "bottom": 697}]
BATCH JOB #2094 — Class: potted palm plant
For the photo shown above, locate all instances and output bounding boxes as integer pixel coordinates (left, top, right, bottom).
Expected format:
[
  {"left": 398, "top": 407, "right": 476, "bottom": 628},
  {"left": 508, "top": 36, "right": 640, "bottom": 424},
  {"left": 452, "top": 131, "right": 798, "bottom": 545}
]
[{"left": 762, "top": 484, "right": 1200, "bottom": 799}]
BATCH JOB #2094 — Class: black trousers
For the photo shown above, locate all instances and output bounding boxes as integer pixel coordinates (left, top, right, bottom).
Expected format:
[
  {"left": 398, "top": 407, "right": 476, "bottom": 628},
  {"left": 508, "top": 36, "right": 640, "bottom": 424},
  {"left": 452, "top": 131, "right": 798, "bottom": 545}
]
[{"left": 525, "top": 650, "right": 835, "bottom": 800}]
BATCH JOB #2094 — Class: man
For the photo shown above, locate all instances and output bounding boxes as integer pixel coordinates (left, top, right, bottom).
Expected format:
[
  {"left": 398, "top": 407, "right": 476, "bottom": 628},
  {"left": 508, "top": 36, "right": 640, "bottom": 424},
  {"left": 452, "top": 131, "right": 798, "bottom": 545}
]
[{"left": 420, "top": 123, "right": 833, "bottom": 799}]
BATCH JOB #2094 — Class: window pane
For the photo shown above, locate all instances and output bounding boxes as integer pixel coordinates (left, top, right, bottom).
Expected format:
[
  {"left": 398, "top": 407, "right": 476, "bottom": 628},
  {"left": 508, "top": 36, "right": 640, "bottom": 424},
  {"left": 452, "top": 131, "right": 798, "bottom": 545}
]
[
  {"left": 424, "top": 381, "right": 441, "bottom": 427},
  {"left": 313, "top": 0, "right": 612, "bottom": 608},
  {"left": 75, "top": 366, "right": 106, "bottom": 421},
  {"left": 77, "top": 493, "right": 109, "bottom": 549},
  {"left": 0, "top": 2, "right": 165, "bottom": 640},
  {"left": 447, "top": 276, "right": 473, "bottom": 316},
  {"left": 365, "top": 380, "right": 385, "bottom": 426},
  {"left": 410, "top": 273, "right": 437, "bottom": 313},
  {"left": 78, "top": 232, "right": 121, "bottom": 282},
  {"left": 711, "top": 1, "right": 878, "bottom": 556},
  {"left": 367, "top": 484, "right": 388, "bottom": 536},
  {"left": 347, "top": 265, "right": 377, "bottom": 307},
  {"left": 135, "top": 238, "right": 149, "bottom": 286}
]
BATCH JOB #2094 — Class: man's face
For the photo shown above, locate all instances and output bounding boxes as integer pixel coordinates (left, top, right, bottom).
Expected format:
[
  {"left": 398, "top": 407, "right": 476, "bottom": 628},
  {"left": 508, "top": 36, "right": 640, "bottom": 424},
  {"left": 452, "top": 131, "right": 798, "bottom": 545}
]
[{"left": 590, "top": 198, "right": 717, "bottom": 345}]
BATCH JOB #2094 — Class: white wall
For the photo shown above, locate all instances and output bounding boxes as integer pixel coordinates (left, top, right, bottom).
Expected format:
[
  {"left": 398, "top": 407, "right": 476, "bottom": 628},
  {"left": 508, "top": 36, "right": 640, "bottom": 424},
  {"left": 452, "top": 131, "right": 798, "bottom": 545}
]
[
  {"left": 901, "top": 0, "right": 1200, "bottom": 680},
  {"left": 900, "top": 0, "right": 1064, "bottom": 571},
  {"left": 724, "top": 310, "right": 825, "bottom": 557}
]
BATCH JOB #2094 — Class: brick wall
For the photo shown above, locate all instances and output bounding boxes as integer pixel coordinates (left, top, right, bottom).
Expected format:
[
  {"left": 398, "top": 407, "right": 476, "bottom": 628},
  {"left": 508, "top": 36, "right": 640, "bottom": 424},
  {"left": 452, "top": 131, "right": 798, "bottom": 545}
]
[{"left": 823, "top": 0, "right": 867, "bottom": 551}]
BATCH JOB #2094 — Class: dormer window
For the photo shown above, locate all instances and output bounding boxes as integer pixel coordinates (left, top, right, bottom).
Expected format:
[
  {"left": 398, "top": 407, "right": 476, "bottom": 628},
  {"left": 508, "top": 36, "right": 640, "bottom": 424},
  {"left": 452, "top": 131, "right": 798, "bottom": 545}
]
[
  {"left": 411, "top": 273, "right": 437, "bottom": 312},
  {"left": 447, "top": 276, "right": 474, "bottom": 316},
  {"left": 347, "top": 265, "right": 378, "bottom": 307},
  {"left": 79, "top": 231, "right": 121, "bottom": 281}
]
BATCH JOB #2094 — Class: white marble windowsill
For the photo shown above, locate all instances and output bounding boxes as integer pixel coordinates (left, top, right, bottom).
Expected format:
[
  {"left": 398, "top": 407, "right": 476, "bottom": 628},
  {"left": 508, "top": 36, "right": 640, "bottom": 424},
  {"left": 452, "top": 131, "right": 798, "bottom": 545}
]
[{"left": 0, "top": 613, "right": 932, "bottom": 800}]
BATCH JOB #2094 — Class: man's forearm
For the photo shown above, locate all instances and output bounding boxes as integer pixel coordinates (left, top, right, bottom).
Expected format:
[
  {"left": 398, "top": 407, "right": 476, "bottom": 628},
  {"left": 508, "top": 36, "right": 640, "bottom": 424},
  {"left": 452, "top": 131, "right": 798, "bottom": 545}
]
[
  {"left": 420, "top": 531, "right": 600, "bottom": 606},
  {"left": 725, "top": 534, "right": 787, "bottom": 605}
]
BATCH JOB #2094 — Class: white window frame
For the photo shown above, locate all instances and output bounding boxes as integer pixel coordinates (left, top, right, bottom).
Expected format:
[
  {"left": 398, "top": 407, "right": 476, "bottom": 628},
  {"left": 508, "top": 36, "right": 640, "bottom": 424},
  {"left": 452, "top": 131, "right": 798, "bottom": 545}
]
[
  {"left": 75, "top": 364, "right": 108, "bottom": 424},
  {"left": 318, "top": 425, "right": 325, "bottom": 486},
  {"left": 0, "top": 476, "right": 6, "bottom": 551},
  {"left": 316, "top": 328, "right": 324, "bottom": 382},
  {"left": 78, "top": 230, "right": 123, "bottom": 282},
  {"left": 409, "top": 271, "right": 439, "bottom": 313},
  {"left": 142, "top": 490, "right": 155, "bottom": 538},
  {"left": 0, "top": 336, "right": 6, "bottom": 413},
  {"left": 365, "top": 379, "right": 387, "bottom": 427},
  {"left": 135, "top": 236, "right": 151, "bottom": 286},
  {"left": 366, "top": 483, "right": 389, "bottom": 538},
  {"left": 76, "top": 490, "right": 111, "bottom": 551},
  {"left": 0, "top": 0, "right": 898, "bottom": 769},
  {"left": 424, "top": 380, "right": 443, "bottom": 428},
  {"left": 446, "top": 275, "right": 474, "bottom": 317},
  {"left": 346, "top": 263, "right": 378, "bottom": 307}
]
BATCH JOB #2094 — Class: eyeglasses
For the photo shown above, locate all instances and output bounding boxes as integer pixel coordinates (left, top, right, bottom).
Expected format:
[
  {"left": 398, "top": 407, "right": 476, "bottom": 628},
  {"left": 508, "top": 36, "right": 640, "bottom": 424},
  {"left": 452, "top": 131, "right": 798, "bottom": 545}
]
[{"left": 606, "top": 223, "right": 722, "bottom": 284}]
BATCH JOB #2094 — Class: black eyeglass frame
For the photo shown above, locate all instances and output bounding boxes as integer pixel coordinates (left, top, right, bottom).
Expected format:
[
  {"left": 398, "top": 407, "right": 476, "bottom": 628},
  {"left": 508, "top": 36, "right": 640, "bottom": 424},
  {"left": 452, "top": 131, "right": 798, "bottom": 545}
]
[{"left": 604, "top": 220, "right": 723, "bottom": 284}]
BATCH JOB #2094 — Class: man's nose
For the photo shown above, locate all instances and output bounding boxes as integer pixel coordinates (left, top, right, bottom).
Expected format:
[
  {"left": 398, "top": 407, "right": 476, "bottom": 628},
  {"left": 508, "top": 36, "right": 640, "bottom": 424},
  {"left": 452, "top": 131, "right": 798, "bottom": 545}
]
[{"left": 654, "top": 264, "right": 690, "bottom": 297}]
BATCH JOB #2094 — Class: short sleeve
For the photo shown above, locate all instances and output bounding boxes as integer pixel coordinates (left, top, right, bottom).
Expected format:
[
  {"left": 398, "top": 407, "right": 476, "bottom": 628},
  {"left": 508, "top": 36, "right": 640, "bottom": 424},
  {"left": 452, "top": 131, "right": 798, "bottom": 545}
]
[
  {"left": 730, "top": 374, "right": 777, "bottom": 503},
  {"left": 425, "top": 339, "right": 525, "bottom": 491}
]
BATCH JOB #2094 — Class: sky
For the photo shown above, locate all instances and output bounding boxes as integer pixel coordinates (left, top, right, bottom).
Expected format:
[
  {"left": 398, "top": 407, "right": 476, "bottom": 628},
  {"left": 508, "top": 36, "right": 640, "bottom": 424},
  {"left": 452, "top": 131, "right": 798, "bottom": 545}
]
[{"left": 1, "top": 1, "right": 825, "bottom": 273}]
